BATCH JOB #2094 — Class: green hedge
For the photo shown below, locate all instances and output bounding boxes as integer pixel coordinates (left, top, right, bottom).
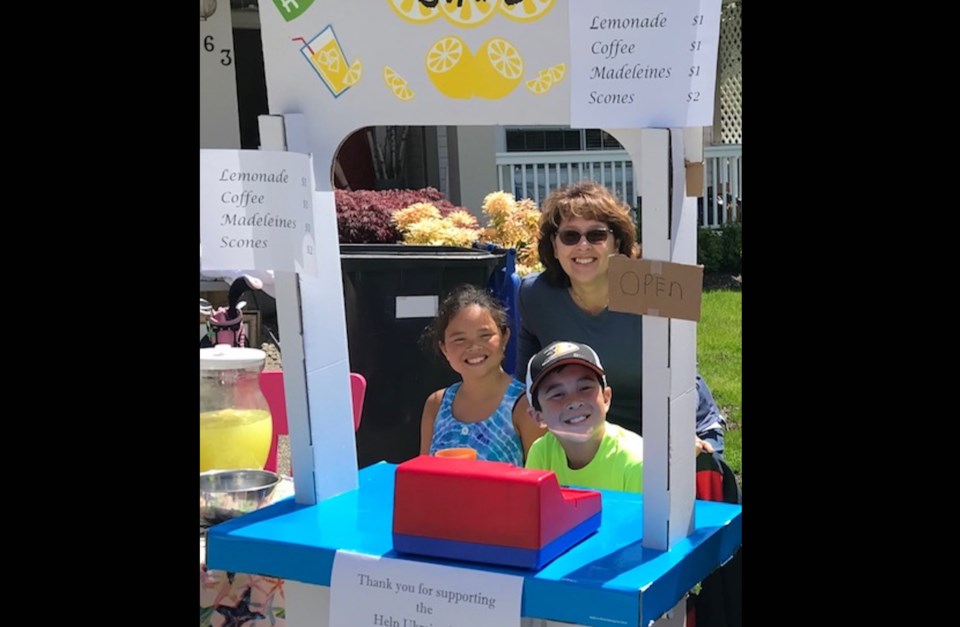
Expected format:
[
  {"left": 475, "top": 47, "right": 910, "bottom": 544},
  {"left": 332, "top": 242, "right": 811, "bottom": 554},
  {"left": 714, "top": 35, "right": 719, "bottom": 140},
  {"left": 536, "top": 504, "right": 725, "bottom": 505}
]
[
  {"left": 697, "top": 224, "right": 742, "bottom": 275},
  {"left": 633, "top": 219, "right": 741, "bottom": 275}
]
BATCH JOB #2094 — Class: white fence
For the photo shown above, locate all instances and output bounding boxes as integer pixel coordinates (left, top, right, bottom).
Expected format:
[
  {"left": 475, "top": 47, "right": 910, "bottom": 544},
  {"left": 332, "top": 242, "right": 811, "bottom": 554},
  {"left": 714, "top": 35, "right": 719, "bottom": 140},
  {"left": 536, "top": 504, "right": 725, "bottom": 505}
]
[
  {"left": 495, "top": 144, "right": 742, "bottom": 228},
  {"left": 701, "top": 144, "right": 741, "bottom": 228}
]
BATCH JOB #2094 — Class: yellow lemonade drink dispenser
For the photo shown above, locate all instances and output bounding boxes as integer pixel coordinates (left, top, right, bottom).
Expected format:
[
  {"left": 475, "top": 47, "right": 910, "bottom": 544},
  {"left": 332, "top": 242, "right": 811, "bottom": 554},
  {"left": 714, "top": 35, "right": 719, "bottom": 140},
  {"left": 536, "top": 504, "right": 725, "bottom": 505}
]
[{"left": 200, "top": 345, "right": 273, "bottom": 472}]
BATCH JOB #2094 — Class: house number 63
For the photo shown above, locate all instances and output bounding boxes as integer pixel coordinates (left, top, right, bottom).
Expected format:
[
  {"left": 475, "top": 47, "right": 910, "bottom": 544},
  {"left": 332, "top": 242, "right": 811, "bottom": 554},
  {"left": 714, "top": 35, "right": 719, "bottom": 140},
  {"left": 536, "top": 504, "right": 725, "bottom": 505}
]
[{"left": 203, "top": 35, "right": 233, "bottom": 67}]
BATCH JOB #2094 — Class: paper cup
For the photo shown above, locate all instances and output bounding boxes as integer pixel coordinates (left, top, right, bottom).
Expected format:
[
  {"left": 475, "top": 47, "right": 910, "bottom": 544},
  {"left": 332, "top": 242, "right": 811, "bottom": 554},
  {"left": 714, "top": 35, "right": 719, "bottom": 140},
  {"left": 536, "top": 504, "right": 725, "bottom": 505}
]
[{"left": 435, "top": 447, "right": 478, "bottom": 460}]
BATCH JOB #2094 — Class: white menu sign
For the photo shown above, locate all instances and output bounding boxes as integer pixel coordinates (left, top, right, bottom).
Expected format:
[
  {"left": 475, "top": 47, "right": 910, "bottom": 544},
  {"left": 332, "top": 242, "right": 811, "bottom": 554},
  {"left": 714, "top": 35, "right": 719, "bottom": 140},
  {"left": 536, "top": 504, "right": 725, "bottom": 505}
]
[
  {"left": 329, "top": 551, "right": 522, "bottom": 627},
  {"left": 200, "top": 149, "right": 316, "bottom": 276},
  {"left": 569, "top": 0, "right": 722, "bottom": 128}
]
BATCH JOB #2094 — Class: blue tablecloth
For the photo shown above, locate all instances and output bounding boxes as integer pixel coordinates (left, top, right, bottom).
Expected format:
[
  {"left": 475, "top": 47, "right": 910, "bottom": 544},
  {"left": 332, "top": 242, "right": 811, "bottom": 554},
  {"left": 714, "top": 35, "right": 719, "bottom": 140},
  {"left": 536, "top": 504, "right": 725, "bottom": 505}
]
[{"left": 207, "top": 462, "right": 741, "bottom": 627}]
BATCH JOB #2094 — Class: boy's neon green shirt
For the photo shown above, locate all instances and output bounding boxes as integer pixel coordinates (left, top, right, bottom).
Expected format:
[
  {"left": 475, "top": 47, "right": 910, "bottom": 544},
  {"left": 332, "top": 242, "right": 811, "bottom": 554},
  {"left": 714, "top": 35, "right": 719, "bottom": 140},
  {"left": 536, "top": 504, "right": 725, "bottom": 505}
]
[{"left": 525, "top": 423, "right": 644, "bottom": 493}]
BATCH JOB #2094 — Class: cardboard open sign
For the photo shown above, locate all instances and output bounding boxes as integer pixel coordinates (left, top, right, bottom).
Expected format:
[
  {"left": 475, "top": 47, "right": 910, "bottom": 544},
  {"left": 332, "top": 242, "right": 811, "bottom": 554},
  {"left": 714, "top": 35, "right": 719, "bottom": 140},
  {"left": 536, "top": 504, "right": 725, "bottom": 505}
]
[{"left": 608, "top": 256, "right": 704, "bottom": 321}]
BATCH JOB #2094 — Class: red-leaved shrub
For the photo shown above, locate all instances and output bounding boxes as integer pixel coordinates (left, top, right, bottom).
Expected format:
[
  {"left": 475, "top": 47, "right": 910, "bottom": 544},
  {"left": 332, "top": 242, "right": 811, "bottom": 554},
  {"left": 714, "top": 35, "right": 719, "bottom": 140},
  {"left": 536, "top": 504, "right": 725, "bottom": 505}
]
[{"left": 335, "top": 188, "right": 469, "bottom": 243}]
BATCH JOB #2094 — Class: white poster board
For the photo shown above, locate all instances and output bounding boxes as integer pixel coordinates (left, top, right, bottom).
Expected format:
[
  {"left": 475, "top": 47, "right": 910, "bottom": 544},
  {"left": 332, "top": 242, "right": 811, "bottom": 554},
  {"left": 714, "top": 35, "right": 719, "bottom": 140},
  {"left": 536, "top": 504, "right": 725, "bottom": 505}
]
[
  {"left": 256, "top": 0, "right": 721, "bottom": 183},
  {"left": 199, "top": 149, "right": 318, "bottom": 276},
  {"left": 568, "top": 0, "right": 722, "bottom": 127},
  {"left": 329, "top": 551, "right": 522, "bottom": 627}
]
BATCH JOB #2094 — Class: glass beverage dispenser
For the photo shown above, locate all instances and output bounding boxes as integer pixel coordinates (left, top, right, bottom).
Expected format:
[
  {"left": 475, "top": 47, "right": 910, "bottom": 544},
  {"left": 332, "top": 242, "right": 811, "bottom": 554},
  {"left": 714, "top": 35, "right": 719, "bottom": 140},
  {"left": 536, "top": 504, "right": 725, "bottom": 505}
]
[{"left": 200, "top": 344, "right": 273, "bottom": 472}]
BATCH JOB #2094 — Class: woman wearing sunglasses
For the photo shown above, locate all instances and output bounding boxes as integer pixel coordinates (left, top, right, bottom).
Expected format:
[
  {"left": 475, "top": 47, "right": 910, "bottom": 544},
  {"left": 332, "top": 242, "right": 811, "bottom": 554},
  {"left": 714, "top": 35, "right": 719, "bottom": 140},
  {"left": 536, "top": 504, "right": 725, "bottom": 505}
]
[{"left": 516, "top": 181, "right": 725, "bottom": 454}]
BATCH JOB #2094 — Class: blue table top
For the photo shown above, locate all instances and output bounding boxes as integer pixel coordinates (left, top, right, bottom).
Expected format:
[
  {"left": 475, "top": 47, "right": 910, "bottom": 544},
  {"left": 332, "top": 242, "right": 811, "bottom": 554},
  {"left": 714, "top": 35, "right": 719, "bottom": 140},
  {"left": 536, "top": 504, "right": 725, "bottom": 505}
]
[{"left": 206, "top": 462, "right": 741, "bottom": 627}]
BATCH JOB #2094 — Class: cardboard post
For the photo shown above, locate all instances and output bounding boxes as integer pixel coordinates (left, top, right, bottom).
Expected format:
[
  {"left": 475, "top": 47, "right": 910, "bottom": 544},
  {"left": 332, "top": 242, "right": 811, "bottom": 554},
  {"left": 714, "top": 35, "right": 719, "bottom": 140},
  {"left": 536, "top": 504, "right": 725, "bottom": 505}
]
[
  {"left": 258, "top": 114, "right": 359, "bottom": 506},
  {"left": 636, "top": 129, "right": 674, "bottom": 550},
  {"left": 667, "top": 129, "right": 700, "bottom": 546}
]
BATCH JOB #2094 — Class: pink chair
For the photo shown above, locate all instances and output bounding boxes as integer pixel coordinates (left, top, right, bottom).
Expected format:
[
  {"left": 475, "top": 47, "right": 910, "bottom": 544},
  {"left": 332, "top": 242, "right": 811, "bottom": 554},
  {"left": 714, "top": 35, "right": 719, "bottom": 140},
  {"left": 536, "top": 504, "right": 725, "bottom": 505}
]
[
  {"left": 349, "top": 373, "right": 367, "bottom": 432},
  {"left": 260, "top": 371, "right": 366, "bottom": 473}
]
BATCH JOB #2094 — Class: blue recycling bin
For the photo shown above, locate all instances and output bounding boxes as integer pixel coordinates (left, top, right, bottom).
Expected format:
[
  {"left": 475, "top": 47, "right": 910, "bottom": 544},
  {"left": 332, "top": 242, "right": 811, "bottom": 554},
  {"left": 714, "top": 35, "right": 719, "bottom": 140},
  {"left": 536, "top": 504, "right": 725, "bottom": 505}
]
[{"left": 479, "top": 244, "right": 521, "bottom": 376}]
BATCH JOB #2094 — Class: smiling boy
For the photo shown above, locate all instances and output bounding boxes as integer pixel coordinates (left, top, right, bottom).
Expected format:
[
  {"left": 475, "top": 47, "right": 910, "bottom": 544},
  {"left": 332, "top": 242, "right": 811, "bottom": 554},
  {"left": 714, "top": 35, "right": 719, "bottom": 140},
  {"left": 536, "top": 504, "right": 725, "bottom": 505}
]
[{"left": 524, "top": 341, "right": 644, "bottom": 493}]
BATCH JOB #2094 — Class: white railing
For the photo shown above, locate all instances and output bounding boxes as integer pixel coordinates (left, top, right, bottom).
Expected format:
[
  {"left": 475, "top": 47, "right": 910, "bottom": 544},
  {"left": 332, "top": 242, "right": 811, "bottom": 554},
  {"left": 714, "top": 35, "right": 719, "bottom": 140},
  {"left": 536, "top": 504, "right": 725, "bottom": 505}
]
[
  {"left": 701, "top": 144, "right": 742, "bottom": 228},
  {"left": 494, "top": 144, "right": 742, "bottom": 228},
  {"left": 496, "top": 150, "right": 634, "bottom": 209}
]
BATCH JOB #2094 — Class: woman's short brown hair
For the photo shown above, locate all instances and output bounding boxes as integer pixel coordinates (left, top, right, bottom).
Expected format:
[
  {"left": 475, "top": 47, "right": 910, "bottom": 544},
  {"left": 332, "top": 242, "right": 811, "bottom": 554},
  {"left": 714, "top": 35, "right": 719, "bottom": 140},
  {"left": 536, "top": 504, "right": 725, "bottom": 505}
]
[{"left": 536, "top": 181, "right": 640, "bottom": 287}]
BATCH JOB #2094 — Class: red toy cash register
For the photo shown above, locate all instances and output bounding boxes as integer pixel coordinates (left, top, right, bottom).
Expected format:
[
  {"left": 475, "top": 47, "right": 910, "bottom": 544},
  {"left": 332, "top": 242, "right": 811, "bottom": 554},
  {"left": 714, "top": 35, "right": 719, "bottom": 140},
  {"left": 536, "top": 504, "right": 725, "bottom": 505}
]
[{"left": 393, "top": 455, "right": 602, "bottom": 569}]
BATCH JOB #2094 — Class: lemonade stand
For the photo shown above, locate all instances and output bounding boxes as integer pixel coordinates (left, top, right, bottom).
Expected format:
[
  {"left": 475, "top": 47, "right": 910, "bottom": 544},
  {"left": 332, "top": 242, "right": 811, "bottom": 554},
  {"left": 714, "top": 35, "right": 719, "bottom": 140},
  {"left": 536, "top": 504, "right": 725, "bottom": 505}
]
[{"left": 202, "top": 1, "right": 740, "bottom": 626}]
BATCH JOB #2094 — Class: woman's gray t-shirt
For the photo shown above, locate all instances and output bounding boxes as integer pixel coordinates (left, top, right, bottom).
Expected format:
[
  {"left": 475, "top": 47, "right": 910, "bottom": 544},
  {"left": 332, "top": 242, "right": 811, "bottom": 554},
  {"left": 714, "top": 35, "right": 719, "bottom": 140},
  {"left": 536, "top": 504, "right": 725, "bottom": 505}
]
[
  {"left": 516, "top": 272, "right": 726, "bottom": 446},
  {"left": 517, "top": 272, "right": 643, "bottom": 433}
]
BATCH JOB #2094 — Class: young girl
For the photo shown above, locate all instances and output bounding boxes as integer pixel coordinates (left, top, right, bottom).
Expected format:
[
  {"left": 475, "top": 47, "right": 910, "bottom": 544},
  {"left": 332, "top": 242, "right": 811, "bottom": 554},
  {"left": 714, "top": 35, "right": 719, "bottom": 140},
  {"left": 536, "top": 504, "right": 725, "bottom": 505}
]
[{"left": 419, "top": 284, "right": 545, "bottom": 465}]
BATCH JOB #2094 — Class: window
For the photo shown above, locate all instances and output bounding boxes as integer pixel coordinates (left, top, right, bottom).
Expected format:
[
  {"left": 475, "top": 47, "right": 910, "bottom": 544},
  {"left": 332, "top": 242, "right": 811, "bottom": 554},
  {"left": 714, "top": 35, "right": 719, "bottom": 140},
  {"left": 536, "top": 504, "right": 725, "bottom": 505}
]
[
  {"left": 504, "top": 128, "right": 624, "bottom": 152},
  {"left": 583, "top": 130, "right": 623, "bottom": 151}
]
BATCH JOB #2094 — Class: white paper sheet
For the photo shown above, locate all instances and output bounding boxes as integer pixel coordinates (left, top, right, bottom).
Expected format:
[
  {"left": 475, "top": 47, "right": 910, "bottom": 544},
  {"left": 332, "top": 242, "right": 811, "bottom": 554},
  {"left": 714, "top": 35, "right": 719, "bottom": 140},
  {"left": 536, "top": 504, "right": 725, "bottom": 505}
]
[
  {"left": 569, "top": 0, "right": 722, "bottom": 128},
  {"left": 396, "top": 295, "right": 439, "bottom": 319},
  {"left": 329, "top": 551, "right": 523, "bottom": 627},
  {"left": 200, "top": 149, "right": 317, "bottom": 276}
]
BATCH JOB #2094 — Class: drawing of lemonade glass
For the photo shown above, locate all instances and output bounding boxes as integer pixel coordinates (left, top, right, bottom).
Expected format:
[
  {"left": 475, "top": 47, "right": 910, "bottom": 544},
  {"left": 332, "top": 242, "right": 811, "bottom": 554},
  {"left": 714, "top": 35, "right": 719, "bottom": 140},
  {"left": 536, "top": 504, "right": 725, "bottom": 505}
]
[{"left": 299, "top": 25, "right": 362, "bottom": 98}]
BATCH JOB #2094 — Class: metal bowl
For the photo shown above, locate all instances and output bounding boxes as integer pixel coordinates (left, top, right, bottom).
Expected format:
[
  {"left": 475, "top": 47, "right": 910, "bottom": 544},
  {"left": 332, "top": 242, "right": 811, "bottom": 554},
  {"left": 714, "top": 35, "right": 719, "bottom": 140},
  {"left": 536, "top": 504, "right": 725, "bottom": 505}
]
[{"left": 200, "top": 469, "right": 282, "bottom": 526}]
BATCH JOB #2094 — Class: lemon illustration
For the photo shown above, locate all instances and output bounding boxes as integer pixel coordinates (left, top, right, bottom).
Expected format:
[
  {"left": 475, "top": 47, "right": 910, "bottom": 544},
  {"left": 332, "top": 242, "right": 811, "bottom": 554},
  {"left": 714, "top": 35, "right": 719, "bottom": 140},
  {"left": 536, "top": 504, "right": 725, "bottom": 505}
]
[
  {"left": 425, "top": 36, "right": 474, "bottom": 99},
  {"left": 394, "top": 84, "right": 415, "bottom": 100},
  {"left": 524, "top": 63, "right": 565, "bottom": 95},
  {"left": 547, "top": 63, "right": 566, "bottom": 84},
  {"left": 525, "top": 75, "right": 551, "bottom": 95},
  {"left": 343, "top": 59, "right": 363, "bottom": 87},
  {"left": 383, "top": 66, "right": 415, "bottom": 101},
  {"left": 388, "top": 0, "right": 441, "bottom": 24},
  {"left": 439, "top": 0, "right": 500, "bottom": 28},
  {"left": 384, "top": 66, "right": 405, "bottom": 88},
  {"left": 473, "top": 37, "right": 523, "bottom": 100},
  {"left": 499, "top": 0, "right": 556, "bottom": 23}
]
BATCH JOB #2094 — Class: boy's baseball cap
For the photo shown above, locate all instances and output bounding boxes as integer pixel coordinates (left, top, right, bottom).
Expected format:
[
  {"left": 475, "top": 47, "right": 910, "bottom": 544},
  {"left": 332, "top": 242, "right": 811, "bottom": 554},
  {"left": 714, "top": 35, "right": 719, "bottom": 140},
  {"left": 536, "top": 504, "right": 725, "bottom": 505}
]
[{"left": 526, "top": 341, "right": 607, "bottom": 406}]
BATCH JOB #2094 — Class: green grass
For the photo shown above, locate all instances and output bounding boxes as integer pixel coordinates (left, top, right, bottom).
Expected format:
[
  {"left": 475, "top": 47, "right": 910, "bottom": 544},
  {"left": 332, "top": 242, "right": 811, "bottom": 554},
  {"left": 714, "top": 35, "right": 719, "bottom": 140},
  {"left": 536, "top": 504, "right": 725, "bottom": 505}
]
[{"left": 698, "top": 289, "right": 742, "bottom": 479}]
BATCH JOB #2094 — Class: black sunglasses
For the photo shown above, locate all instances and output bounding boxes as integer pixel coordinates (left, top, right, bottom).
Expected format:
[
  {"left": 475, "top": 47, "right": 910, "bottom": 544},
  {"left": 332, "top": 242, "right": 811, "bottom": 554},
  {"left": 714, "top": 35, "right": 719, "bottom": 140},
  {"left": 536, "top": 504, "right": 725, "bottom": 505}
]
[{"left": 556, "top": 227, "right": 611, "bottom": 246}]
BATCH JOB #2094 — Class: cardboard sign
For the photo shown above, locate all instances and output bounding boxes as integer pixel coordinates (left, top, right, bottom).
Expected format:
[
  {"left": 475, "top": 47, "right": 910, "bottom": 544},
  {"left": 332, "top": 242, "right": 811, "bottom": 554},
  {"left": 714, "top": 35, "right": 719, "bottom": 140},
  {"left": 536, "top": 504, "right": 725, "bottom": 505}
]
[
  {"left": 569, "top": 0, "right": 722, "bottom": 128},
  {"left": 199, "top": 149, "right": 317, "bottom": 276},
  {"left": 608, "top": 256, "right": 703, "bottom": 321},
  {"left": 329, "top": 551, "right": 522, "bottom": 627},
  {"left": 685, "top": 161, "right": 704, "bottom": 197}
]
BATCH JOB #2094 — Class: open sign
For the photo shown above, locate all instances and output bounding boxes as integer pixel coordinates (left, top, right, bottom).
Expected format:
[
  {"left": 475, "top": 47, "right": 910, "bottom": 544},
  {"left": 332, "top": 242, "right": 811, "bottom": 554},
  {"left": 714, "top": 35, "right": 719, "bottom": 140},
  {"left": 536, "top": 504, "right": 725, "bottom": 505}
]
[{"left": 607, "top": 255, "right": 703, "bottom": 321}]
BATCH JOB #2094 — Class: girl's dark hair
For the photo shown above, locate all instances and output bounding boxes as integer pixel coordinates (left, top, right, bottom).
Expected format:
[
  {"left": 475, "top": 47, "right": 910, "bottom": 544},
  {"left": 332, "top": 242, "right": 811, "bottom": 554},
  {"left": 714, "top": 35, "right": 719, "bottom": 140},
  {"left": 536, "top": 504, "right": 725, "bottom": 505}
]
[
  {"left": 420, "top": 284, "right": 509, "bottom": 359},
  {"left": 536, "top": 181, "right": 641, "bottom": 287}
]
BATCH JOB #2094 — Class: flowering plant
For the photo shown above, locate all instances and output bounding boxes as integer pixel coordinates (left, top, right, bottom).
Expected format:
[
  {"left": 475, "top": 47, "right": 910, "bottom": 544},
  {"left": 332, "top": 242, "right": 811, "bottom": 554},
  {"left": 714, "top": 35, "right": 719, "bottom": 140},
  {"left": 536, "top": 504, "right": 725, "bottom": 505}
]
[
  {"left": 391, "top": 190, "right": 544, "bottom": 276},
  {"left": 392, "top": 203, "right": 481, "bottom": 247},
  {"left": 478, "top": 191, "right": 543, "bottom": 276}
]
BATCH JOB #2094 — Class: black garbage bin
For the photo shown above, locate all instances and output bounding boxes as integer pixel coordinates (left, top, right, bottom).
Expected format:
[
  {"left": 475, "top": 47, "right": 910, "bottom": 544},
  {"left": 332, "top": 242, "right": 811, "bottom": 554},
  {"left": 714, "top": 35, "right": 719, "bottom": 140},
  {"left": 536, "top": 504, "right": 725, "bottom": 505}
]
[{"left": 340, "top": 244, "right": 507, "bottom": 467}]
